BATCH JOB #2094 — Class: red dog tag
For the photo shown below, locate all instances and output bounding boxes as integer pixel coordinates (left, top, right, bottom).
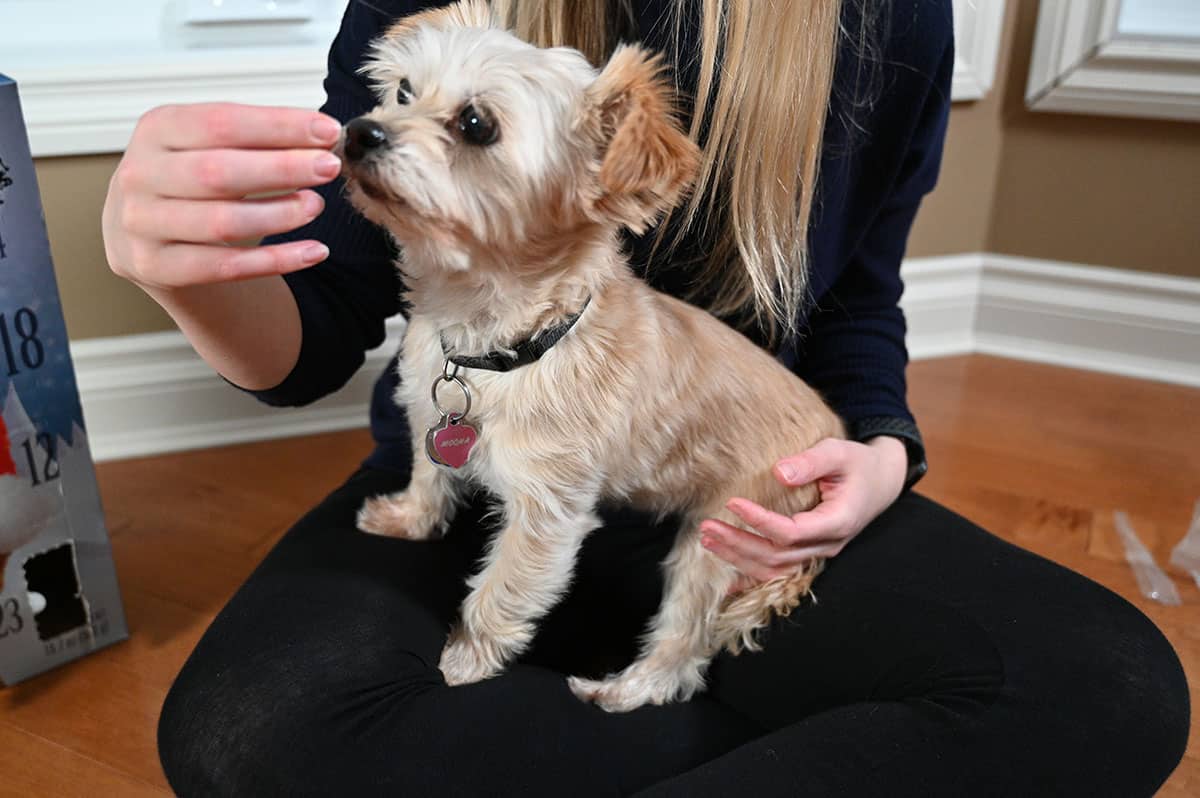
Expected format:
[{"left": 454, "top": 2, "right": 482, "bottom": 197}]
[{"left": 426, "top": 414, "right": 477, "bottom": 469}]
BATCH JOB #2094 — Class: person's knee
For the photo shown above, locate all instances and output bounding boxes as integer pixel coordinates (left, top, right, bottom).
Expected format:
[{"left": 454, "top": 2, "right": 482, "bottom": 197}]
[
  {"left": 1035, "top": 584, "right": 1191, "bottom": 796},
  {"left": 157, "top": 658, "right": 287, "bottom": 796},
  {"left": 158, "top": 664, "right": 225, "bottom": 796},
  {"left": 158, "top": 647, "right": 446, "bottom": 796},
  {"left": 1097, "top": 598, "right": 1190, "bottom": 789}
]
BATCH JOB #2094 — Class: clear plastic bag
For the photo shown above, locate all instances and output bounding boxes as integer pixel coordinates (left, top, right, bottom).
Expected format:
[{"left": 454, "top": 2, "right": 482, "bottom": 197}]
[
  {"left": 1168, "top": 498, "right": 1200, "bottom": 590},
  {"left": 1113, "top": 511, "right": 1181, "bottom": 606}
]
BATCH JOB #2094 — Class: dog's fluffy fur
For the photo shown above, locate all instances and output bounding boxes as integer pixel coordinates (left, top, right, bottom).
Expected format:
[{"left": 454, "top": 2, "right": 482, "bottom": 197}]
[{"left": 342, "top": 0, "right": 844, "bottom": 712}]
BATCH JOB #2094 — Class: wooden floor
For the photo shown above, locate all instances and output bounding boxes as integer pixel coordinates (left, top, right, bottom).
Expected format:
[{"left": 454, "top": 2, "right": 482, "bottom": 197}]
[{"left": 2, "top": 354, "right": 1199, "bottom": 796}]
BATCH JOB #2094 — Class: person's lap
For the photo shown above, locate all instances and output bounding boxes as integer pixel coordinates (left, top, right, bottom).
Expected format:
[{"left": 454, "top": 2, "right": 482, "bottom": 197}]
[{"left": 158, "top": 466, "right": 1188, "bottom": 797}]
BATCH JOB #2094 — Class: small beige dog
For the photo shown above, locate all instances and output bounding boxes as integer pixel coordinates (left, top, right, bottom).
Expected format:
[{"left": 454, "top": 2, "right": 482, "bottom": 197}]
[{"left": 343, "top": 0, "right": 843, "bottom": 712}]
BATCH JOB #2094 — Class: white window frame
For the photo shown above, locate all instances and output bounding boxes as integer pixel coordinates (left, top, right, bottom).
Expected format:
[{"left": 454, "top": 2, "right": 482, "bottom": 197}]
[
  {"left": 1027, "top": 0, "right": 1200, "bottom": 121},
  {"left": 952, "top": 0, "right": 1007, "bottom": 101},
  {"left": 7, "top": 0, "right": 1005, "bottom": 158}
]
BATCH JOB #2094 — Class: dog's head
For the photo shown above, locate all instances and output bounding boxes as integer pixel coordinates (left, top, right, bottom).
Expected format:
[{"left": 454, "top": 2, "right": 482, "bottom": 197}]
[{"left": 340, "top": 0, "right": 698, "bottom": 271}]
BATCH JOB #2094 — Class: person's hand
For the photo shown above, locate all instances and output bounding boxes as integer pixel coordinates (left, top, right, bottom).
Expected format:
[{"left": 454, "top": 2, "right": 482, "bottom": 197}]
[
  {"left": 102, "top": 103, "right": 342, "bottom": 291},
  {"left": 699, "top": 436, "right": 908, "bottom": 591}
]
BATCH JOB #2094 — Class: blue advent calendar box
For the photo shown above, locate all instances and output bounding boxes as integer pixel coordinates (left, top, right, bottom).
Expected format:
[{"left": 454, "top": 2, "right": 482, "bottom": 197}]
[{"left": 0, "top": 74, "right": 128, "bottom": 685}]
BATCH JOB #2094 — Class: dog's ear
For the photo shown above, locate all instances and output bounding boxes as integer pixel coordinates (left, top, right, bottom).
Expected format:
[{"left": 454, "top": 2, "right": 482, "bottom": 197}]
[
  {"left": 585, "top": 45, "right": 700, "bottom": 233},
  {"left": 386, "top": 0, "right": 496, "bottom": 38}
]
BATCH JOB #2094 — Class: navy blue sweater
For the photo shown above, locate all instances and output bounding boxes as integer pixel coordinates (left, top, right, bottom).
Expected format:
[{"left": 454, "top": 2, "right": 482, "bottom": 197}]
[{"left": 252, "top": 0, "right": 954, "bottom": 478}]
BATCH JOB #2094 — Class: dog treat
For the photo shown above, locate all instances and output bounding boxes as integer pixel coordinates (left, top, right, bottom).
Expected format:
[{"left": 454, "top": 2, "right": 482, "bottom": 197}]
[{"left": 1113, "top": 511, "right": 1181, "bottom": 606}]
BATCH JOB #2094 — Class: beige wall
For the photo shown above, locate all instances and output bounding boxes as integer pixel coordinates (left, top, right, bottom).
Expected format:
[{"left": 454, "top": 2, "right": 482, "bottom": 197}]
[
  {"left": 35, "top": 155, "right": 173, "bottom": 339},
  {"left": 31, "top": 0, "right": 1200, "bottom": 341},
  {"left": 907, "top": 0, "right": 1018, "bottom": 257},
  {"left": 911, "top": 0, "right": 1200, "bottom": 277},
  {"left": 983, "top": 0, "right": 1200, "bottom": 277}
]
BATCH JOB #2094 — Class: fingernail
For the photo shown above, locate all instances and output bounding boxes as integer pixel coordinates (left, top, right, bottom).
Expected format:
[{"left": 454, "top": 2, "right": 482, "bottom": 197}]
[
  {"left": 311, "top": 116, "right": 341, "bottom": 143},
  {"left": 778, "top": 463, "right": 801, "bottom": 483},
  {"left": 314, "top": 153, "right": 341, "bottom": 179},
  {"left": 700, "top": 536, "right": 714, "bottom": 549},
  {"left": 301, "top": 191, "right": 325, "bottom": 216},
  {"left": 302, "top": 243, "right": 329, "bottom": 263}
]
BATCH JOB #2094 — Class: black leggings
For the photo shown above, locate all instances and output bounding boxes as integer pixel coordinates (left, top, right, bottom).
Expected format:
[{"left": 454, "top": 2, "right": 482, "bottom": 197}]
[{"left": 158, "top": 467, "right": 1188, "bottom": 796}]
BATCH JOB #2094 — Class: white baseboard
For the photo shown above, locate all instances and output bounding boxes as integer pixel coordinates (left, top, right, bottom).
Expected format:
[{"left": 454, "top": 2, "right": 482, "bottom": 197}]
[
  {"left": 973, "top": 255, "right": 1200, "bottom": 387},
  {"left": 897, "top": 254, "right": 981, "bottom": 360},
  {"left": 70, "top": 254, "right": 1200, "bottom": 461},
  {"left": 896, "top": 253, "right": 1200, "bottom": 387},
  {"left": 70, "top": 318, "right": 406, "bottom": 462}
]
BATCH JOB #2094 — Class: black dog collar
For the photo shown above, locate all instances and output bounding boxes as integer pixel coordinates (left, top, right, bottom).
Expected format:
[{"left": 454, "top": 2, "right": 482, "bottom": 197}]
[{"left": 441, "top": 297, "right": 591, "bottom": 373}]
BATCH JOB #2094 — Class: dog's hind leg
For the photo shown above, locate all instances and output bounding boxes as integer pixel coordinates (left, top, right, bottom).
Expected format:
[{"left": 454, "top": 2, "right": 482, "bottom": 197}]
[
  {"left": 568, "top": 518, "right": 738, "bottom": 712},
  {"left": 713, "top": 560, "right": 822, "bottom": 654},
  {"left": 439, "top": 489, "right": 602, "bottom": 686}
]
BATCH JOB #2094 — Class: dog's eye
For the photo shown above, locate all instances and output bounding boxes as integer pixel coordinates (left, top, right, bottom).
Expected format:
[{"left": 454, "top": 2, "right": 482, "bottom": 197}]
[
  {"left": 396, "top": 78, "right": 414, "bottom": 106},
  {"left": 457, "top": 104, "right": 498, "bottom": 146}
]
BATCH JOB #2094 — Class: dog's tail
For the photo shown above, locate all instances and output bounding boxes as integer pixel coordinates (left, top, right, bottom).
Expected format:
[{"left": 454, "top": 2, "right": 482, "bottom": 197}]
[{"left": 713, "top": 559, "right": 824, "bottom": 654}]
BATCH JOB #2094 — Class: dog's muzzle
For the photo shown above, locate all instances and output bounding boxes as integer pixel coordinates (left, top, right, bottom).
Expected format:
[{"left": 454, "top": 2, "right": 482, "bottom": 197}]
[{"left": 344, "top": 117, "right": 389, "bottom": 162}]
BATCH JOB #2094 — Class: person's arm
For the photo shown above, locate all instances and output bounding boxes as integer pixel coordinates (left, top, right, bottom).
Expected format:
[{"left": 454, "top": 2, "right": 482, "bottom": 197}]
[
  {"left": 102, "top": 1, "right": 439, "bottom": 405},
  {"left": 790, "top": 0, "right": 955, "bottom": 481},
  {"left": 791, "top": 187, "right": 939, "bottom": 494},
  {"left": 102, "top": 104, "right": 342, "bottom": 391},
  {"left": 701, "top": 3, "right": 953, "bottom": 579},
  {"left": 701, "top": 175, "right": 949, "bottom": 583}
]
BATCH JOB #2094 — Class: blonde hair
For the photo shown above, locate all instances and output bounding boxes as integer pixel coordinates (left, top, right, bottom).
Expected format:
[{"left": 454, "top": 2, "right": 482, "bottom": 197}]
[{"left": 492, "top": 0, "right": 843, "bottom": 341}]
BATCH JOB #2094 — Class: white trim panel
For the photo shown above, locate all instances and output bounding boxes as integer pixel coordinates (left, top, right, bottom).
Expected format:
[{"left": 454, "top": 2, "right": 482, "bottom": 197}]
[
  {"left": 6, "top": 0, "right": 348, "bottom": 158},
  {"left": 897, "top": 253, "right": 981, "bottom": 358},
  {"left": 18, "top": 60, "right": 332, "bottom": 159},
  {"left": 952, "top": 0, "right": 1008, "bottom": 101},
  {"left": 974, "top": 255, "right": 1200, "bottom": 385},
  {"left": 1027, "top": 0, "right": 1200, "bottom": 121},
  {"left": 71, "top": 318, "right": 405, "bottom": 462}
]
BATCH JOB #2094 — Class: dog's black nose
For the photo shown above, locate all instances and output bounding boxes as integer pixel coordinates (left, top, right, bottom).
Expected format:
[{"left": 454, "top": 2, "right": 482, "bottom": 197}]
[{"left": 344, "top": 118, "right": 389, "bottom": 162}]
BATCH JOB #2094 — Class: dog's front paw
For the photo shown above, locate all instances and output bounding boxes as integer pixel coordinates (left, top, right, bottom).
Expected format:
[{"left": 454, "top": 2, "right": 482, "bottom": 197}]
[
  {"left": 567, "top": 665, "right": 703, "bottom": 713},
  {"left": 439, "top": 627, "right": 503, "bottom": 686},
  {"left": 356, "top": 494, "right": 439, "bottom": 540}
]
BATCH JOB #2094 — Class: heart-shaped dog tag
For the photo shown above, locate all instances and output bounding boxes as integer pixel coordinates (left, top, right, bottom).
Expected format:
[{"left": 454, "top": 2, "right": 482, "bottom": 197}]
[
  {"left": 424, "top": 420, "right": 450, "bottom": 467},
  {"left": 426, "top": 414, "right": 477, "bottom": 469}
]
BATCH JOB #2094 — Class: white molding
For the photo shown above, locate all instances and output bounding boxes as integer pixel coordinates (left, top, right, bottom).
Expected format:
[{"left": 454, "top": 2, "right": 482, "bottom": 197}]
[
  {"left": 896, "top": 254, "right": 981, "bottom": 358},
  {"left": 18, "top": 59, "right": 332, "bottom": 159},
  {"left": 1027, "top": 0, "right": 1200, "bottom": 121},
  {"left": 973, "top": 255, "right": 1200, "bottom": 385},
  {"left": 6, "top": 0, "right": 347, "bottom": 158},
  {"left": 70, "top": 318, "right": 405, "bottom": 462},
  {"left": 952, "top": 0, "right": 1008, "bottom": 101},
  {"left": 67, "top": 254, "right": 1200, "bottom": 462},
  {"left": 898, "top": 252, "right": 1200, "bottom": 386}
]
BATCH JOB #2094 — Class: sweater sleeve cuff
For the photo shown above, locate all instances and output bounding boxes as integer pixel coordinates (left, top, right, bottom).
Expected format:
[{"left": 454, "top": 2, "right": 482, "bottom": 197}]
[{"left": 846, "top": 415, "right": 928, "bottom": 493}]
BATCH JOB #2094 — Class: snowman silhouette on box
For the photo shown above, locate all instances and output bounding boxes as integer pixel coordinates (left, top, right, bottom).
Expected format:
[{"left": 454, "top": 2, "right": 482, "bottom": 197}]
[{"left": 0, "top": 410, "right": 55, "bottom": 597}]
